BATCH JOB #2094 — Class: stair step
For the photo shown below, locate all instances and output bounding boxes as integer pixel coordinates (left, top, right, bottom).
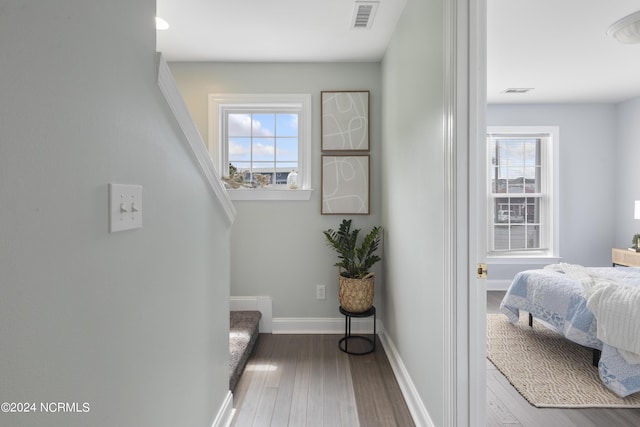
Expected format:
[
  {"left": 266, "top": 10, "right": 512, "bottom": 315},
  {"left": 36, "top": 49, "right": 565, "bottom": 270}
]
[{"left": 229, "top": 310, "right": 261, "bottom": 390}]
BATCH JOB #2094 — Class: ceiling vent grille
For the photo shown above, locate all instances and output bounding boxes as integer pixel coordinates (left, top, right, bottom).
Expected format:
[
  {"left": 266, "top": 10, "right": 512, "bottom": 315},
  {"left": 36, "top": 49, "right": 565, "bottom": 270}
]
[
  {"left": 503, "top": 88, "right": 534, "bottom": 94},
  {"left": 351, "top": 1, "right": 379, "bottom": 29}
]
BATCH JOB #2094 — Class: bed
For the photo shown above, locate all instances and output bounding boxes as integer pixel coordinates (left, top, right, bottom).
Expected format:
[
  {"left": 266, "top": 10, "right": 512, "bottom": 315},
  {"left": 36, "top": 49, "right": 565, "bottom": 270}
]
[{"left": 500, "top": 264, "right": 640, "bottom": 397}]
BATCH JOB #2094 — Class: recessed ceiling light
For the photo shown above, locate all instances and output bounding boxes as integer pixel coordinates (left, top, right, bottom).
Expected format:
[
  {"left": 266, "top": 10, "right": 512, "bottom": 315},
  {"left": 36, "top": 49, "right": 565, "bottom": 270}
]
[
  {"left": 155, "top": 17, "right": 170, "bottom": 31},
  {"left": 502, "top": 88, "right": 534, "bottom": 94},
  {"left": 607, "top": 10, "right": 640, "bottom": 44}
]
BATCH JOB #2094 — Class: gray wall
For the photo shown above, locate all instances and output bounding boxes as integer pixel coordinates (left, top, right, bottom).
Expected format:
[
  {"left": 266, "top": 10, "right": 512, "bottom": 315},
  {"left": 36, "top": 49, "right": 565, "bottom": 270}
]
[
  {"left": 614, "top": 97, "right": 640, "bottom": 248},
  {"left": 487, "top": 104, "right": 617, "bottom": 280},
  {"left": 169, "top": 62, "right": 384, "bottom": 319},
  {"left": 381, "top": 0, "right": 447, "bottom": 424},
  {"left": 0, "top": 1, "right": 231, "bottom": 426}
]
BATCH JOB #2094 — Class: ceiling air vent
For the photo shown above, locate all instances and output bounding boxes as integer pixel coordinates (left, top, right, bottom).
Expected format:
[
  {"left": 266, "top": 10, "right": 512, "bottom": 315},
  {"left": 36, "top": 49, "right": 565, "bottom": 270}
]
[
  {"left": 502, "top": 88, "right": 534, "bottom": 94},
  {"left": 351, "top": 1, "right": 379, "bottom": 29}
]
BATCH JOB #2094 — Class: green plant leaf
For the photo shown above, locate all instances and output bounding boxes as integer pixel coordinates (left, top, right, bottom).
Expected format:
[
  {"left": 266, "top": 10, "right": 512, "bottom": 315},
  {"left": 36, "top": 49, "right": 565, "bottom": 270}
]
[{"left": 323, "top": 219, "right": 382, "bottom": 279}]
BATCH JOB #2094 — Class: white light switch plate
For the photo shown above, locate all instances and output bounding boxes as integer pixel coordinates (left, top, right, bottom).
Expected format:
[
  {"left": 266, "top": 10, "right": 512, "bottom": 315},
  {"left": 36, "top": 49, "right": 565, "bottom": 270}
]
[{"left": 109, "top": 184, "right": 142, "bottom": 233}]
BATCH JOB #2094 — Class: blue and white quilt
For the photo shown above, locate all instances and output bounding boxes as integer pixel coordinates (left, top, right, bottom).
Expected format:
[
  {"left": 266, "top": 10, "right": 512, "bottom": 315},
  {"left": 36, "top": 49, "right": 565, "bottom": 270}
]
[{"left": 500, "top": 265, "right": 640, "bottom": 397}]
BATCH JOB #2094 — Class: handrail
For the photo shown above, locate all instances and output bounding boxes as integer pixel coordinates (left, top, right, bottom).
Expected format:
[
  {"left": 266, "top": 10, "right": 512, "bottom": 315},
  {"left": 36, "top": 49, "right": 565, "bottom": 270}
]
[{"left": 156, "top": 53, "right": 236, "bottom": 225}]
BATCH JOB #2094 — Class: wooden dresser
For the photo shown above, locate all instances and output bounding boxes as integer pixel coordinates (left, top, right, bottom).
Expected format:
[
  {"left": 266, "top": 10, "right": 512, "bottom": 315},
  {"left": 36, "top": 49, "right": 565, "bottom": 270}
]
[{"left": 612, "top": 248, "right": 640, "bottom": 267}]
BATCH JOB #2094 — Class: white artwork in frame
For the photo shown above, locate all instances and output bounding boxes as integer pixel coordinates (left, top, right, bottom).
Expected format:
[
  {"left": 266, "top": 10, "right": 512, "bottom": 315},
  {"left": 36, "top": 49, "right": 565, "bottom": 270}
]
[
  {"left": 321, "top": 155, "right": 370, "bottom": 215},
  {"left": 321, "top": 91, "right": 369, "bottom": 151}
]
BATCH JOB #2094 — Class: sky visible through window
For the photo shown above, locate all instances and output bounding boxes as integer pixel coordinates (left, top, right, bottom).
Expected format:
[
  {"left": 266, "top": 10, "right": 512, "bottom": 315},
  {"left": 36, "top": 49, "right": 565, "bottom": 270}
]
[
  {"left": 228, "top": 113, "right": 298, "bottom": 174},
  {"left": 491, "top": 138, "right": 539, "bottom": 186}
]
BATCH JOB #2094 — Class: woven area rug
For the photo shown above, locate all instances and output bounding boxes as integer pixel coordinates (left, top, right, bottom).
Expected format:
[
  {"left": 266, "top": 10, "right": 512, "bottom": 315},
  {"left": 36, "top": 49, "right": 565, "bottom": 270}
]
[{"left": 487, "top": 313, "right": 640, "bottom": 408}]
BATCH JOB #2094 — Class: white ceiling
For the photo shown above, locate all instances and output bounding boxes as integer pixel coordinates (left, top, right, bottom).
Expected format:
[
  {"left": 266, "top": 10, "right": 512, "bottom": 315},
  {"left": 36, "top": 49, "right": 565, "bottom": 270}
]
[
  {"left": 156, "top": 0, "right": 640, "bottom": 104},
  {"left": 487, "top": 0, "right": 640, "bottom": 104},
  {"left": 156, "top": 0, "right": 407, "bottom": 62}
]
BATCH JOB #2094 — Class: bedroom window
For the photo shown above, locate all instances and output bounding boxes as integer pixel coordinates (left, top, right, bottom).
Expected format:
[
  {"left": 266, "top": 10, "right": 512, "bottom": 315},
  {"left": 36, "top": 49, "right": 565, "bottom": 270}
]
[
  {"left": 487, "top": 126, "right": 559, "bottom": 258},
  {"left": 208, "top": 94, "right": 312, "bottom": 201}
]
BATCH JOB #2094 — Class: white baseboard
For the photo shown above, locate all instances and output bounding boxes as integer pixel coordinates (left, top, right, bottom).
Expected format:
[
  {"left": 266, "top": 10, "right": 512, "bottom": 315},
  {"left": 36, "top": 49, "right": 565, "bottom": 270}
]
[
  {"left": 210, "top": 391, "right": 234, "bottom": 427},
  {"left": 271, "top": 316, "right": 375, "bottom": 334},
  {"left": 230, "top": 296, "right": 375, "bottom": 334},
  {"left": 486, "top": 279, "right": 512, "bottom": 291},
  {"left": 378, "top": 330, "right": 435, "bottom": 427},
  {"left": 230, "top": 296, "right": 272, "bottom": 333}
]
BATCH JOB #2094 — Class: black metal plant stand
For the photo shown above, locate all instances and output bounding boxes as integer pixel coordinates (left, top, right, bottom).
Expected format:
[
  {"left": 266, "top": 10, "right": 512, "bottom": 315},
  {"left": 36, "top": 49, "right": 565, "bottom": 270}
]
[{"left": 338, "top": 305, "right": 376, "bottom": 355}]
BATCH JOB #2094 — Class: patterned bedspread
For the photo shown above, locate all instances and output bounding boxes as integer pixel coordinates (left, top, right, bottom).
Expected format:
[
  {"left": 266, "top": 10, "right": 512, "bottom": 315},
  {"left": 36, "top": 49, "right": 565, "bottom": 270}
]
[{"left": 500, "top": 266, "right": 640, "bottom": 397}]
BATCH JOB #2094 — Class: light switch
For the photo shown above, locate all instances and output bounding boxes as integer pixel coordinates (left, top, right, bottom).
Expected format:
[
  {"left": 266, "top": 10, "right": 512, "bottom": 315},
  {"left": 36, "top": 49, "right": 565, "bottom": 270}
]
[{"left": 109, "top": 184, "right": 143, "bottom": 233}]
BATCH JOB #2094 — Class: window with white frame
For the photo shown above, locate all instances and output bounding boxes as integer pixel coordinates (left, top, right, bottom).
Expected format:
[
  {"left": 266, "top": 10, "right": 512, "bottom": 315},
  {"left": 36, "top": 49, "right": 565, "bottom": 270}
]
[
  {"left": 208, "top": 94, "right": 312, "bottom": 201},
  {"left": 487, "top": 126, "right": 559, "bottom": 258}
]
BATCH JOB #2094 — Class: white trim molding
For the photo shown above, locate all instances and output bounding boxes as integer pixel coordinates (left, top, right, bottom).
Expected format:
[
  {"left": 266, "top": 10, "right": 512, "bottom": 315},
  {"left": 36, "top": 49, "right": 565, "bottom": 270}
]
[
  {"left": 467, "top": 0, "right": 488, "bottom": 424},
  {"left": 444, "top": 0, "right": 462, "bottom": 423},
  {"left": 486, "top": 279, "right": 513, "bottom": 291},
  {"left": 271, "top": 316, "right": 375, "bottom": 334},
  {"left": 378, "top": 329, "right": 435, "bottom": 427},
  {"left": 210, "top": 391, "right": 234, "bottom": 427},
  {"left": 228, "top": 188, "right": 313, "bottom": 201},
  {"left": 156, "top": 53, "right": 236, "bottom": 224}
]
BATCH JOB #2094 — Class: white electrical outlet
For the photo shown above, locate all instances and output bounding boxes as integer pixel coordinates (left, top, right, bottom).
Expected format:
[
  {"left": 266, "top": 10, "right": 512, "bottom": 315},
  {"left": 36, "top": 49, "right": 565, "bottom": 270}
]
[{"left": 316, "top": 284, "right": 326, "bottom": 300}]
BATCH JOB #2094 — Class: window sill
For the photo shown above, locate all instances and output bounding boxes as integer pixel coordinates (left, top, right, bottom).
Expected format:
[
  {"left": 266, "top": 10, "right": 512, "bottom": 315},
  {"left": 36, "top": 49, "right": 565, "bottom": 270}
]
[
  {"left": 228, "top": 188, "right": 314, "bottom": 201},
  {"left": 486, "top": 255, "right": 562, "bottom": 265}
]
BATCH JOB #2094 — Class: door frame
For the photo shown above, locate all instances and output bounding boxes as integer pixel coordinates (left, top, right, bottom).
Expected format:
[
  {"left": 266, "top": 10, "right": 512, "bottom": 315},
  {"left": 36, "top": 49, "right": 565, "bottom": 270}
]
[
  {"left": 452, "top": 0, "right": 487, "bottom": 424},
  {"left": 469, "top": 0, "right": 488, "bottom": 422}
]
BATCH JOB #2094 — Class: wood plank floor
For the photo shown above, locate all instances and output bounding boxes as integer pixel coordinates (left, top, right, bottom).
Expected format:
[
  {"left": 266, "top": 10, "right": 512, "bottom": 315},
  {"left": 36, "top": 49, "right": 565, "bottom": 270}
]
[
  {"left": 231, "top": 334, "right": 415, "bottom": 427},
  {"left": 487, "top": 291, "right": 640, "bottom": 426},
  {"left": 231, "top": 293, "right": 640, "bottom": 426}
]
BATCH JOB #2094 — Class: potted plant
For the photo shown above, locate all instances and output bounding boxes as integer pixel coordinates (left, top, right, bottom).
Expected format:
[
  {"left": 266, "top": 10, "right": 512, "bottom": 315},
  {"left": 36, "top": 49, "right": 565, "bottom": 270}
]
[{"left": 323, "top": 219, "right": 382, "bottom": 313}]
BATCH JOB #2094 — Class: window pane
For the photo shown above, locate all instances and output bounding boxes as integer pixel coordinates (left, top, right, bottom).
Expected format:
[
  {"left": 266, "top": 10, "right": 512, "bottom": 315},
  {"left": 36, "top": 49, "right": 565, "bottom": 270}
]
[
  {"left": 229, "top": 162, "right": 251, "bottom": 179},
  {"left": 492, "top": 172, "right": 505, "bottom": 193},
  {"left": 276, "top": 162, "right": 298, "bottom": 171},
  {"left": 524, "top": 197, "right": 539, "bottom": 223},
  {"left": 494, "top": 225, "right": 510, "bottom": 250},
  {"left": 276, "top": 114, "right": 298, "bottom": 137},
  {"left": 494, "top": 197, "right": 530, "bottom": 222},
  {"left": 228, "top": 138, "right": 251, "bottom": 161},
  {"left": 252, "top": 138, "right": 275, "bottom": 161},
  {"left": 523, "top": 168, "right": 538, "bottom": 192},
  {"left": 276, "top": 138, "right": 298, "bottom": 161},
  {"left": 495, "top": 198, "right": 512, "bottom": 221},
  {"left": 275, "top": 163, "right": 297, "bottom": 184},
  {"left": 507, "top": 174, "right": 524, "bottom": 193},
  {"left": 493, "top": 224, "right": 543, "bottom": 251},
  {"left": 252, "top": 114, "right": 275, "bottom": 136},
  {"left": 494, "top": 138, "right": 540, "bottom": 196},
  {"left": 228, "top": 114, "right": 252, "bottom": 137},
  {"left": 251, "top": 169, "right": 274, "bottom": 186},
  {"left": 509, "top": 225, "right": 528, "bottom": 249},
  {"left": 527, "top": 225, "right": 540, "bottom": 248},
  {"left": 492, "top": 196, "right": 542, "bottom": 250}
]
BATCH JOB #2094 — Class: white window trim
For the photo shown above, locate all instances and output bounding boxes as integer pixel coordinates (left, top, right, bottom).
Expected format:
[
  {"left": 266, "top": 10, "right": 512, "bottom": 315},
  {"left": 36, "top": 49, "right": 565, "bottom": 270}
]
[
  {"left": 486, "top": 125, "right": 560, "bottom": 260},
  {"left": 208, "top": 93, "right": 313, "bottom": 201}
]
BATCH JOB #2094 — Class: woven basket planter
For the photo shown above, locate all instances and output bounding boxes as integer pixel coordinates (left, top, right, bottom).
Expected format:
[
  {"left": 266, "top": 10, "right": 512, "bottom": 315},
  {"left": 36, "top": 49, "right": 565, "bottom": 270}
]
[{"left": 338, "top": 273, "right": 374, "bottom": 313}]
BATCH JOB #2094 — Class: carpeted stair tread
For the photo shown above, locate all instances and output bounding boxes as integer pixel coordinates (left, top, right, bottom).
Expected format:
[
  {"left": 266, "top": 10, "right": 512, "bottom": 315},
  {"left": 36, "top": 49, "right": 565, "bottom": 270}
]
[{"left": 229, "top": 310, "right": 261, "bottom": 391}]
